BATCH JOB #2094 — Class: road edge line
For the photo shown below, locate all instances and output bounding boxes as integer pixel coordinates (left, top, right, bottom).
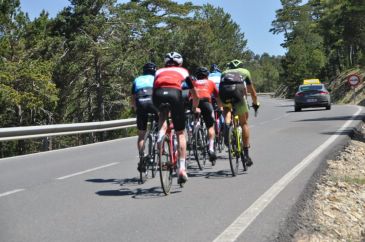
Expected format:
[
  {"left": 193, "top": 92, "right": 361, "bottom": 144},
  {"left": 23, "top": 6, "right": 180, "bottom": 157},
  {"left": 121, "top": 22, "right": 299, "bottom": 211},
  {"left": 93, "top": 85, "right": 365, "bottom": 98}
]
[{"left": 213, "top": 107, "right": 363, "bottom": 242}]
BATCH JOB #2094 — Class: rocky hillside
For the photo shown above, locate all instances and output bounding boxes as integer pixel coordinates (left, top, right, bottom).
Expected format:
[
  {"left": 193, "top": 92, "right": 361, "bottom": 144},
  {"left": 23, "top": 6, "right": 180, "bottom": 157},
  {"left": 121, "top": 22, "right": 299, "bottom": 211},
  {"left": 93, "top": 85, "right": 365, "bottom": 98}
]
[{"left": 327, "top": 67, "right": 365, "bottom": 106}]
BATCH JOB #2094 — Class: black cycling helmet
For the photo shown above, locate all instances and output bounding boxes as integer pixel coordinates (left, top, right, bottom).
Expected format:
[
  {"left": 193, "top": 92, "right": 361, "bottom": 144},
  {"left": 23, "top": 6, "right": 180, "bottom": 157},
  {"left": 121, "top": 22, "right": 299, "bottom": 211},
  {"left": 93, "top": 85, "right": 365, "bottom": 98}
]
[
  {"left": 227, "top": 59, "right": 244, "bottom": 69},
  {"left": 210, "top": 64, "right": 221, "bottom": 73},
  {"left": 195, "top": 67, "right": 210, "bottom": 79},
  {"left": 164, "top": 52, "right": 183, "bottom": 67},
  {"left": 143, "top": 62, "right": 157, "bottom": 75}
]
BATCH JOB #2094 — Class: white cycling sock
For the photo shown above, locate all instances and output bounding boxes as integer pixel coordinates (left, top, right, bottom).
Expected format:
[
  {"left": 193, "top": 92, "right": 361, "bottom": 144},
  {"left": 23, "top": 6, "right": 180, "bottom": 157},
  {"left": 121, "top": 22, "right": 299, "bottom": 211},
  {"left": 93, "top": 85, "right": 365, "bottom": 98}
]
[
  {"left": 179, "top": 159, "right": 186, "bottom": 170},
  {"left": 209, "top": 138, "right": 214, "bottom": 152}
]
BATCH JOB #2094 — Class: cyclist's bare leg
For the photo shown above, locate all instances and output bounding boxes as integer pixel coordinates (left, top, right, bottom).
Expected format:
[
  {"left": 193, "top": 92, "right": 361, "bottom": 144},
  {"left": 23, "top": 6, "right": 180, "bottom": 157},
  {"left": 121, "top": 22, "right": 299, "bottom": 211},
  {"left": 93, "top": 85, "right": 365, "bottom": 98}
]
[
  {"left": 223, "top": 107, "right": 232, "bottom": 124},
  {"left": 239, "top": 112, "right": 253, "bottom": 166},
  {"left": 208, "top": 126, "right": 215, "bottom": 150},
  {"left": 176, "top": 129, "right": 188, "bottom": 183},
  {"left": 157, "top": 111, "right": 168, "bottom": 143},
  {"left": 239, "top": 112, "right": 250, "bottom": 147},
  {"left": 176, "top": 130, "right": 186, "bottom": 162},
  {"left": 223, "top": 107, "right": 232, "bottom": 146},
  {"left": 137, "top": 130, "right": 147, "bottom": 152}
]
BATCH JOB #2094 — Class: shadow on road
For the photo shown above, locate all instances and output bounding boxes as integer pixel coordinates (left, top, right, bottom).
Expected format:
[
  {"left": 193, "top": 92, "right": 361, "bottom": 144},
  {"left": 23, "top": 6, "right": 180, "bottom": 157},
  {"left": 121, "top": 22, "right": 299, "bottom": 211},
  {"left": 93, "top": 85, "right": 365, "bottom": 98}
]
[
  {"left": 295, "top": 115, "right": 364, "bottom": 122},
  {"left": 205, "top": 169, "right": 247, "bottom": 178},
  {"left": 286, "top": 108, "right": 328, "bottom": 113},
  {"left": 86, "top": 177, "right": 140, "bottom": 186},
  {"left": 276, "top": 105, "right": 293, "bottom": 108},
  {"left": 86, "top": 177, "right": 181, "bottom": 198}
]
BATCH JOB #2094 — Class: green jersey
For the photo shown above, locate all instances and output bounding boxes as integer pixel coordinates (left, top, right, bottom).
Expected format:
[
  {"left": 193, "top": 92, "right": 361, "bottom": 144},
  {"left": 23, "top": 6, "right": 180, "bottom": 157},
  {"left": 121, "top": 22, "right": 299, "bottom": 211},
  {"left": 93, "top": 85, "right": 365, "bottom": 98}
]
[{"left": 221, "top": 68, "right": 252, "bottom": 85}]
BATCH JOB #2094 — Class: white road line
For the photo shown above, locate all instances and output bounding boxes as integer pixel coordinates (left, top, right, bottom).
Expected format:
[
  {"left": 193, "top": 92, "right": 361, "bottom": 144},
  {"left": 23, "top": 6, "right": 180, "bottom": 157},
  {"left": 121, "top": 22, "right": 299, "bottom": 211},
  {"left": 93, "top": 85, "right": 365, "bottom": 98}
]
[
  {"left": 214, "top": 107, "right": 362, "bottom": 242},
  {"left": 0, "top": 189, "right": 25, "bottom": 198},
  {"left": 56, "top": 162, "right": 120, "bottom": 180}
]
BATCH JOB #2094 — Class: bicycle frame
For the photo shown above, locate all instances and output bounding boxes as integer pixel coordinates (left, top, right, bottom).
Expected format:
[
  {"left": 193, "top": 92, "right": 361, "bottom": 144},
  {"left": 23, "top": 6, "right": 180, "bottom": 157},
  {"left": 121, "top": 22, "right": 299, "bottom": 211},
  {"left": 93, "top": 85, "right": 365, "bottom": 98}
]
[{"left": 232, "top": 114, "right": 242, "bottom": 155}]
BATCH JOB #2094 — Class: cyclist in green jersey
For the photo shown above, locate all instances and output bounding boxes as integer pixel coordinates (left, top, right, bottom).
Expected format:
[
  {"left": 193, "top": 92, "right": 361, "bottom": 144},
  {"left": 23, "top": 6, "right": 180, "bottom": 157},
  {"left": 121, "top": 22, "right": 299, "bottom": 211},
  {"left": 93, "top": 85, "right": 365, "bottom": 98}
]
[{"left": 219, "top": 59, "right": 260, "bottom": 166}]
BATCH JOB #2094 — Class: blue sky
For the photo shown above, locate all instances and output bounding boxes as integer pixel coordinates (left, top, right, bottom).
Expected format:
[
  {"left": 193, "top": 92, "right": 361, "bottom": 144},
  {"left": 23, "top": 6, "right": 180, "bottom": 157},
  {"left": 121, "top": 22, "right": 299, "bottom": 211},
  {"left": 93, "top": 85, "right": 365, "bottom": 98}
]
[{"left": 19, "top": 0, "right": 286, "bottom": 56}]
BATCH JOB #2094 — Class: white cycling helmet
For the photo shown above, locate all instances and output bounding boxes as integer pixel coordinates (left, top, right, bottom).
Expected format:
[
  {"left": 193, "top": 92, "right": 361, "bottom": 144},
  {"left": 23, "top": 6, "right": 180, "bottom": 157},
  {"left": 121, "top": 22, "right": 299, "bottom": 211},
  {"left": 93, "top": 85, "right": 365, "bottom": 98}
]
[{"left": 164, "top": 52, "right": 183, "bottom": 66}]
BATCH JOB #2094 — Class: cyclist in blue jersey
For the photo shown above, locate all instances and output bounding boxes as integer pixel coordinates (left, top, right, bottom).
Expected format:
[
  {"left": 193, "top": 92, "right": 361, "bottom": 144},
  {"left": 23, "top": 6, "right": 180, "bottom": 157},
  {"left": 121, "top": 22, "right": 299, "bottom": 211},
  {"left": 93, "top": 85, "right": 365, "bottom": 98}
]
[
  {"left": 131, "top": 62, "right": 159, "bottom": 172},
  {"left": 209, "top": 64, "right": 224, "bottom": 132},
  {"left": 208, "top": 64, "right": 222, "bottom": 89}
]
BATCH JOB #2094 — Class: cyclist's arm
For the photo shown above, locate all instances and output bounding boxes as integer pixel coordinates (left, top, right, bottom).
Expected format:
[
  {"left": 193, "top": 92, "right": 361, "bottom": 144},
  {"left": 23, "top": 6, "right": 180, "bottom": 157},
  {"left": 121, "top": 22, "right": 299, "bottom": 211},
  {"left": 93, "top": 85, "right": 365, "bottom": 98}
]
[
  {"left": 184, "top": 76, "right": 199, "bottom": 110},
  {"left": 242, "top": 74, "right": 258, "bottom": 105},
  {"left": 247, "top": 83, "right": 258, "bottom": 105}
]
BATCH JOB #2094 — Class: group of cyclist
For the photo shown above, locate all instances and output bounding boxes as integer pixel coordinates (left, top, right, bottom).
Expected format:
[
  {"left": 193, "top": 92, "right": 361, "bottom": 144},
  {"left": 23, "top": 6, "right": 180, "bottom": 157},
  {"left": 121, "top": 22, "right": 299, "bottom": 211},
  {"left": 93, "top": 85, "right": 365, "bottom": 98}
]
[{"left": 131, "top": 52, "right": 260, "bottom": 185}]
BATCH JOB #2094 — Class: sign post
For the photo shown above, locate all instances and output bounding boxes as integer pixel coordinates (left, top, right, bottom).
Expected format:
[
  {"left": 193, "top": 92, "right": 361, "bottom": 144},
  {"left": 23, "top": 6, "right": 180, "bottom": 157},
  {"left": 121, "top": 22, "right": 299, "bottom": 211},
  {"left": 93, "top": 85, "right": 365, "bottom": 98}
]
[{"left": 347, "top": 74, "right": 361, "bottom": 104}]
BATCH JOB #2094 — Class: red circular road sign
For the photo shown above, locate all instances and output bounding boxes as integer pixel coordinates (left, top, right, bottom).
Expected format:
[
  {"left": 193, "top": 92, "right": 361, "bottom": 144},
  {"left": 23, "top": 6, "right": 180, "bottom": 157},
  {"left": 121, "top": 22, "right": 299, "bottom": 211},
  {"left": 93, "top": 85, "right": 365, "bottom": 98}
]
[{"left": 347, "top": 74, "right": 361, "bottom": 87}]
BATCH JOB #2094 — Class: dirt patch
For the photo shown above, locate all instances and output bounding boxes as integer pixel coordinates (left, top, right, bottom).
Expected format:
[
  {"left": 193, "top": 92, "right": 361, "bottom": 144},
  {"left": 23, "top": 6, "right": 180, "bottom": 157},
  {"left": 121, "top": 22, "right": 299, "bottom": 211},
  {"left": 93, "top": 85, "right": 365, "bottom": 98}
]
[{"left": 293, "top": 123, "right": 365, "bottom": 242}]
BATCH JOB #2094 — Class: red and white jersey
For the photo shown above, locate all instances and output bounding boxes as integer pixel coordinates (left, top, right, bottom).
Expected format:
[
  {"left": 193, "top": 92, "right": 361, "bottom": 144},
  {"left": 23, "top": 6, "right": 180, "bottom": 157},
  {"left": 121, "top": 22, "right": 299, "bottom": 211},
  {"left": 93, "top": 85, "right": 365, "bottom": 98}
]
[
  {"left": 154, "top": 66, "right": 189, "bottom": 90},
  {"left": 192, "top": 78, "right": 218, "bottom": 101}
]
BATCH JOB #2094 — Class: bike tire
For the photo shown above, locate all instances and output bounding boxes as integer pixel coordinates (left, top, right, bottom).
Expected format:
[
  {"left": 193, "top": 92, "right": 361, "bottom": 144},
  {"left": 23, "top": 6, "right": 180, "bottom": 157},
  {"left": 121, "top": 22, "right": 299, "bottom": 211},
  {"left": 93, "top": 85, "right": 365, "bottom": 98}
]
[
  {"left": 236, "top": 127, "right": 247, "bottom": 172},
  {"left": 193, "top": 126, "right": 206, "bottom": 170},
  {"left": 139, "top": 131, "right": 151, "bottom": 183},
  {"left": 217, "top": 126, "right": 224, "bottom": 153},
  {"left": 147, "top": 133, "right": 157, "bottom": 178},
  {"left": 228, "top": 125, "right": 239, "bottom": 176},
  {"left": 158, "top": 135, "right": 173, "bottom": 195}
]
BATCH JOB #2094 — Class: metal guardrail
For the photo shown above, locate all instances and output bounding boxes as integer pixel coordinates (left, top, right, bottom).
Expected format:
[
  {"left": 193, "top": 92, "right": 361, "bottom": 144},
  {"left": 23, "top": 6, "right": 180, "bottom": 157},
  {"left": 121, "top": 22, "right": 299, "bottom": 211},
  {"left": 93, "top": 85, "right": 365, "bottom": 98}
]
[
  {"left": 0, "top": 118, "right": 136, "bottom": 142},
  {"left": 0, "top": 93, "right": 273, "bottom": 142}
]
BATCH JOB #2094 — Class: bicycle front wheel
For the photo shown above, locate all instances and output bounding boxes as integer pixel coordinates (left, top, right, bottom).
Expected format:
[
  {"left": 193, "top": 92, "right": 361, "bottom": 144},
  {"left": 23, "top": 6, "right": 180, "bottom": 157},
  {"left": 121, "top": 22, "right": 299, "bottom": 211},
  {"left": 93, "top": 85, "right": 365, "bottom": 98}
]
[
  {"left": 228, "top": 126, "right": 239, "bottom": 176},
  {"left": 158, "top": 135, "right": 173, "bottom": 195}
]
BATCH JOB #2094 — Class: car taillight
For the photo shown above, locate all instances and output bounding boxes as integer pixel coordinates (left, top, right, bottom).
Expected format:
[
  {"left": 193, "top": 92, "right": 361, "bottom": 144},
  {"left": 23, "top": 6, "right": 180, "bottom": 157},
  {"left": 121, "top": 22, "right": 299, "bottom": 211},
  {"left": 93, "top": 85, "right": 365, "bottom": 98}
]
[
  {"left": 319, "top": 91, "right": 329, "bottom": 95},
  {"left": 295, "top": 92, "right": 304, "bottom": 97}
]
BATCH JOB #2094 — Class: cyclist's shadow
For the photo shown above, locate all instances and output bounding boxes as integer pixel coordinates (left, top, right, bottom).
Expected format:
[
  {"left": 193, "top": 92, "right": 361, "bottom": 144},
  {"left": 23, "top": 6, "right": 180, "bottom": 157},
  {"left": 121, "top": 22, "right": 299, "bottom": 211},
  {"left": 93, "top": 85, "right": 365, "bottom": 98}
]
[
  {"left": 86, "top": 177, "right": 181, "bottom": 199},
  {"left": 205, "top": 169, "right": 247, "bottom": 178}
]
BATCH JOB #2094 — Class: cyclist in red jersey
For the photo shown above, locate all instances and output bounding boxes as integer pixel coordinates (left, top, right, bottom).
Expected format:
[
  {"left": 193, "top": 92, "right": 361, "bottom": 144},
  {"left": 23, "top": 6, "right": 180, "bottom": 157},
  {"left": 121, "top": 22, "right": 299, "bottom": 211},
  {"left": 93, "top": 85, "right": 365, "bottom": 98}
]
[
  {"left": 153, "top": 52, "right": 197, "bottom": 184},
  {"left": 191, "top": 67, "right": 221, "bottom": 164}
]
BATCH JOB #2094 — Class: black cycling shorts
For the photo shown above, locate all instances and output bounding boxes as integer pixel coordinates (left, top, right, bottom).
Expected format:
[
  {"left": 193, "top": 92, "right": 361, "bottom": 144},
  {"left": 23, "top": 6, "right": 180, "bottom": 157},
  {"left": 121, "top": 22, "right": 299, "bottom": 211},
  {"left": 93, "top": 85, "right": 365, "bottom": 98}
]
[
  {"left": 136, "top": 96, "right": 158, "bottom": 131},
  {"left": 153, "top": 88, "right": 185, "bottom": 132},
  {"left": 219, "top": 83, "right": 245, "bottom": 104},
  {"left": 198, "top": 99, "right": 215, "bottom": 128}
]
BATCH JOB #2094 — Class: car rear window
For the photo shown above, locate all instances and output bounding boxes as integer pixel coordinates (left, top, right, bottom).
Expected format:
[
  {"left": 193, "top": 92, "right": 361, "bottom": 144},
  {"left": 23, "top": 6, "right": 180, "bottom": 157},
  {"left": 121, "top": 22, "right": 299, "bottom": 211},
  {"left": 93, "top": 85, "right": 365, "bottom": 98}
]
[{"left": 299, "top": 85, "right": 324, "bottom": 92}]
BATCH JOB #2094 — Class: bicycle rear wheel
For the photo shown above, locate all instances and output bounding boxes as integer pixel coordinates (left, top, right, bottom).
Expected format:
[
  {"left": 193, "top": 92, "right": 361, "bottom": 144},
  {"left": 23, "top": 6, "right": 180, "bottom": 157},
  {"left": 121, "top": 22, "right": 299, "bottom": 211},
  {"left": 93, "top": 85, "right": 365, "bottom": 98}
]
[
  {"left": 147, "top": 133, "right": 157, "bottom": 178},
  {"left": 193, "top": 126, "right": 207, "bottom": 170},
  {"left": 158, "top": 135, "right": 173, "bottom": 195},
  {"left": 228, "top": 126, "right": 239, "bottom": 176},
  {"left": 216, "top": 125, "right": 224, "bottom": 153}
]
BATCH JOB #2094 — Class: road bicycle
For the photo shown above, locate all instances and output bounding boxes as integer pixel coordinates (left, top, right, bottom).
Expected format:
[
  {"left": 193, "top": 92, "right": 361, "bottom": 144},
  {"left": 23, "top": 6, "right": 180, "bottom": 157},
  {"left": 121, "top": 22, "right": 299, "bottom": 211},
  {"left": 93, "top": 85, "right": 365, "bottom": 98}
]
[
  {"left": 157, "top": 104, "right": 182, "bottom": 195},
  {"left": 227, "top": 109, "right": 246, "bottom": 176},
  {"left": 213, "top": 106, "right": 224, "bottom": 154},
  {"left": 192, "top": 112, "right": 207, "bottom": 170},
  {"left": 227, "top": 104, "right": 258, "bottom": 176},
  {"left": 138, "top": 113, "right": 159, "bottom": 184},
  {"left": 185, "top": 109, "right": 194, "bottom": 166},
  {"left": 185, "top": 109, "right": 207, "bottom": 170}
]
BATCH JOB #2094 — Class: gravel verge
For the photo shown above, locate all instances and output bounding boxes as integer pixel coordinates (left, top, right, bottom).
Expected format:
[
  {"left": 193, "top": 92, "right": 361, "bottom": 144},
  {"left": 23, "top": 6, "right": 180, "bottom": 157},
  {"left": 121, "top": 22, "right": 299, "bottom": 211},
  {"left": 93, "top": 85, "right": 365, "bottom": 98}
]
[{"left": 276, "top": 120, "right": 365, "bottom": 242}]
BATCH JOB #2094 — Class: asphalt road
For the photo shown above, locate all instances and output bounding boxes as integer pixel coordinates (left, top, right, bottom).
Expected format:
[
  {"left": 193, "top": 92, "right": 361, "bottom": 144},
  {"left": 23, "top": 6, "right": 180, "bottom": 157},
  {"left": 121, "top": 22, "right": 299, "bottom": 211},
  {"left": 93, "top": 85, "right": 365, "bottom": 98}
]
[{"left": 0, "top": 97, "right": 363, "bottom": 242}]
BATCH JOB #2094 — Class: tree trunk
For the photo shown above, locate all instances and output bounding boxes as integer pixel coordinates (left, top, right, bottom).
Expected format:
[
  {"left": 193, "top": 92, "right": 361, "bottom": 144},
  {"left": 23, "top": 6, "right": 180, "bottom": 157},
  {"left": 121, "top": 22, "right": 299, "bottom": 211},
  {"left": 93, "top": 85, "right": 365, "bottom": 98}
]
[{"left": 95, "top": 54, "right": 106, "bottom": 141}]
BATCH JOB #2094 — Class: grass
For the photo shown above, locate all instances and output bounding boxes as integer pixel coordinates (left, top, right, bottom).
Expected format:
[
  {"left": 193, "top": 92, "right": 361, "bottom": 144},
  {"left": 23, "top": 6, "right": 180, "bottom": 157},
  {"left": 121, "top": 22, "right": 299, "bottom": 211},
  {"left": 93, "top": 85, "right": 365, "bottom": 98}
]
[{"left": 342, "top": 176, "right": 365, "bottom": 185}]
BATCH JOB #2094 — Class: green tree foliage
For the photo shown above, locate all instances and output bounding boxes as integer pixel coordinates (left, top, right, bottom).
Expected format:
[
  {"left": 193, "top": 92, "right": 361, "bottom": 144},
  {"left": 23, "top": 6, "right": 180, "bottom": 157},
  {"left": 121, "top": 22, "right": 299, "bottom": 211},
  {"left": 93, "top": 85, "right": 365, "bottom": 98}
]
[
  {"left": 272, "top": 0, "right": 365, "bottom": 96},
  {"left": 0, "top": 0, "right": 59, "bottom": 154},
  {"left": 0, "top": 0, "right": 284, "bottom": 156}
]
